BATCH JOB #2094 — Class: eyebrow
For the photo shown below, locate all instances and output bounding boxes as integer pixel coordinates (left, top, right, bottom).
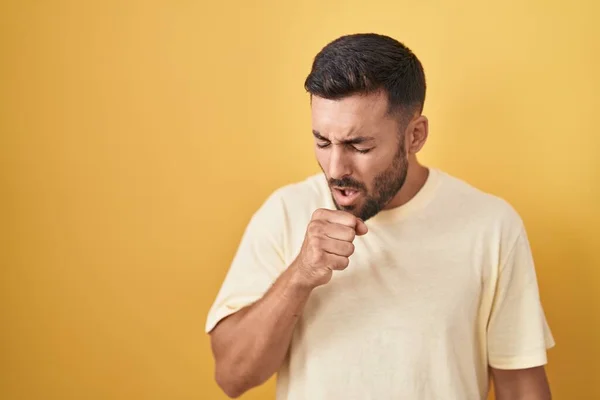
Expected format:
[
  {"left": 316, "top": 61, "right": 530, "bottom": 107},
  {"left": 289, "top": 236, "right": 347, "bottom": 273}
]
[{"left": 312, "top": 130, "right": 375, "bottom": 145}]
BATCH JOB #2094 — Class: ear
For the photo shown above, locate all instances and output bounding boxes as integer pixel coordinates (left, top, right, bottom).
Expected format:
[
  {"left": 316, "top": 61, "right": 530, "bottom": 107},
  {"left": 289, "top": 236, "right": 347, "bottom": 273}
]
[{"left": 406, "top": 115, "right": 428, "bottom": 154}]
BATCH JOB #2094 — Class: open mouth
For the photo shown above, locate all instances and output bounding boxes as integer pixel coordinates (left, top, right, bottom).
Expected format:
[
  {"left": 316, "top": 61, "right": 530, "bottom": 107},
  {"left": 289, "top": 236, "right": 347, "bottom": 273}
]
[
  {"left": 340, "top": 188, "right": 357, "bottom": 196},
  {"left": 333, "top": 187, "right": 361, "bottom": 206}
]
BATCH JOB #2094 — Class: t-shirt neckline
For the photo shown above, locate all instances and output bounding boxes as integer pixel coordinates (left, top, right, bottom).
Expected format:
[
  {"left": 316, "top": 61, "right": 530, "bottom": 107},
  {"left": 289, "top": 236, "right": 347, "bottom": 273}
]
[{"left": 362, "top": 167, "right": 441, "bottom": 225}]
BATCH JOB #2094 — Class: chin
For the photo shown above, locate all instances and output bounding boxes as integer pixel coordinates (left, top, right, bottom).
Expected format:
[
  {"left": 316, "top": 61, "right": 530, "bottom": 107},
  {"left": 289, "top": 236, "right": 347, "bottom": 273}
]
[{"left": 334, "top": 201, "right": 362, "bottom": 217}]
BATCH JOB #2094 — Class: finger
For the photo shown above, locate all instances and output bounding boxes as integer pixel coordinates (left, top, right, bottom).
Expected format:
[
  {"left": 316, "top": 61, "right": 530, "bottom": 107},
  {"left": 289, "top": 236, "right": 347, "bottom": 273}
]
[
  {"left": 355, "top": 219, "right": 368, "bottom": 236},
  {"left": 327, "top": 253, "right": 350, "bottom": 271},
  {"left": 321, "top": 237, "right": 355, "bottom": 257},
  {"left": 324, "top": 223, "right": 356, "bottom": 242},
  {"left": 318, "top": 209, "right": 360, "bottom": 229}
]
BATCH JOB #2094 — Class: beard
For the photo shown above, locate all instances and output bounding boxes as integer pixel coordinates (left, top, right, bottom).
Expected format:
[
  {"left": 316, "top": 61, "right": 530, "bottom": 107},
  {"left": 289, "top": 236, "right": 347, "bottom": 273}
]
[{"left": 325, "top": 143, "right": 408, "bottom": 221}]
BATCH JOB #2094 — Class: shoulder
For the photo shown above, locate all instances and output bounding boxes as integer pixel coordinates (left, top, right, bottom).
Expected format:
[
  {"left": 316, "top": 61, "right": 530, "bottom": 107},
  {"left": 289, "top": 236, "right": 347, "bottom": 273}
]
[
  {"left": 272, "top": 173, "right": 329, "bottom": 203},
  {"left": 434, "top": 169, "right": 525, "bottom": 234},
  {"left": 252, "top": 173, "right": 330, "bottom": 224},
  {"left": 433, "top": 169, "right": 533, "bottom": 273}
]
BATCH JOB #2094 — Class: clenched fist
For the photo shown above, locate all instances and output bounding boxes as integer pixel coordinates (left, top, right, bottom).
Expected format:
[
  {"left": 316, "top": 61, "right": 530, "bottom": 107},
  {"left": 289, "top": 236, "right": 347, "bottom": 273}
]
[{"left": 292, "top": 208, "right": 368, "bottom": 289}]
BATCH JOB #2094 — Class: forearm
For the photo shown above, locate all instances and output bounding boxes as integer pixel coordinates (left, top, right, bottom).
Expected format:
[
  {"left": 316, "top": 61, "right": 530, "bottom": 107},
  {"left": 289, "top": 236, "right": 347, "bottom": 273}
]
[
  {"left": 495, "top": 390, "right": 551, "bottom": 400},
  {"left": 492, "top": 366, "right": 551, "bottom": 400},
  {"left": 211, "top": 263, "right": 312, "bottom": 397}
]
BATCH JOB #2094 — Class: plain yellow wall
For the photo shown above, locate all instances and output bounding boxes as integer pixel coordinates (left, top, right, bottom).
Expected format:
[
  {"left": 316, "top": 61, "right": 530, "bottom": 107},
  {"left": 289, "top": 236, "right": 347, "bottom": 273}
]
[{"left": 1, "top": 1, "right": 598, "bottom": 399}]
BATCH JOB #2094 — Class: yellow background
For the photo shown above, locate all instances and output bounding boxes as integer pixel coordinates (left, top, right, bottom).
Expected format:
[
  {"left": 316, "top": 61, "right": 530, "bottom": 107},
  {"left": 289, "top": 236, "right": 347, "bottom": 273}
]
[{"left": 1, "top": 1, "right": 598, "bottom": 399}]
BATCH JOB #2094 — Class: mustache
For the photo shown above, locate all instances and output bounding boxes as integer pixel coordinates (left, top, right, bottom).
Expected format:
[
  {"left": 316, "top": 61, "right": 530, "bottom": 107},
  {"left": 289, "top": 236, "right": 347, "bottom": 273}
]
[{"left": 329, "top": 177, "right": 366, "bottom": 191}]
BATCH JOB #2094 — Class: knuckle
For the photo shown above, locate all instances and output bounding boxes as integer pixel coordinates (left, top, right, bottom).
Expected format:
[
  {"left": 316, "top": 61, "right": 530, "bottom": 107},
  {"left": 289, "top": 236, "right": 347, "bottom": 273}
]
[
  {"left": 312, "top": 208, "right": 326, "bottom": 220},
  {"left": 349, "top": 229, "right": 356, "bottom": 241},
  {"left": 306, "top": 246, "right": 323, "bottom": 264},
  {"left": 309, "top": 235, "right": 322, "bottom": 249},
  {"left": 347, "top": 242, "right": 355, "bottom": 255},
  {"left": 336, "top": 257, "right": 350, "bottom": 270},
  {"left": 314, "top": 250, "right": 326, "bottom": 263},
  {"left": 307, "top": 220, "right": 321, "bottom": 235}
]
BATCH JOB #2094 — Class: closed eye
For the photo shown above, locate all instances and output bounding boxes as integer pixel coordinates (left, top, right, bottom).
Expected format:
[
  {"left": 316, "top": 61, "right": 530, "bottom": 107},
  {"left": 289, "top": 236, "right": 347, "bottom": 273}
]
[
  {"left": 316, "top": 142, "right": 373, "bottom": 154},
  {"left": 353, "top": 146, "right": 373, "bottom": 154}
]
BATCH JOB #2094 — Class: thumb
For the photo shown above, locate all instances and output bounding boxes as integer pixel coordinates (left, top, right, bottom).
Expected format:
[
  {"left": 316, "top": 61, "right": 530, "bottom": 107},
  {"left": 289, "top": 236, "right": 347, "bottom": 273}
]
[{"left": 355, "top": 218, "right": 368, "bottom": 236}]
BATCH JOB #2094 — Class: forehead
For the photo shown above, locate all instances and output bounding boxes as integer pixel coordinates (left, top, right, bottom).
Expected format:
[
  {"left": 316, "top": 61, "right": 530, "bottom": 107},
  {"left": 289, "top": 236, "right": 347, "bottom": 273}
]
[{"left": 310, "top": 91, "right": 398, "bottom": 138}]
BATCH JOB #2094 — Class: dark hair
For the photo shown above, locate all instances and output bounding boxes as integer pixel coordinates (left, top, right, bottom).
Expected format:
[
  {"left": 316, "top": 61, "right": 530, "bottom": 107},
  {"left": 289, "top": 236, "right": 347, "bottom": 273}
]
[{"left": 304, "top": 33, "right": 426, "bottom": 116}]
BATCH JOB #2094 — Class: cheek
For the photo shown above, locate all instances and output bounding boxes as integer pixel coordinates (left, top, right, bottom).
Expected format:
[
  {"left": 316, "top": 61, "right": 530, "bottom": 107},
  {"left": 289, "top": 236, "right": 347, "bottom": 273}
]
[
  {"left": 315, "top": 148, "right": 328, "bottom": 169},
  {"left": 357, "top": 153, "right": 395, "bottom": 187},
  {"left": 352, "top": 158, "right": 379, "bottom": 187},
  {"left": 362, "top": 150, "right": 391, "bottom": 167}
]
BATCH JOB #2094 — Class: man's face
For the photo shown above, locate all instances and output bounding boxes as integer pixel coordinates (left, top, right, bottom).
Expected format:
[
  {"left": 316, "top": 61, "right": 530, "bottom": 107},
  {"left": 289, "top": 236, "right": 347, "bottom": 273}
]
[{"left": 311, "top": 91, "right": 409, "bottom": 221}]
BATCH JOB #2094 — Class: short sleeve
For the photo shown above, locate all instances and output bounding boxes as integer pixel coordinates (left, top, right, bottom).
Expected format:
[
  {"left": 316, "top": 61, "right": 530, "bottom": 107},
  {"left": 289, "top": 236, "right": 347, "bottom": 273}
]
[
  {"left": 487, "top": 227, "right": 555, "bottom": 370},
  {"left": 205, "top": 191, "right": 289, "bottom": 333}
]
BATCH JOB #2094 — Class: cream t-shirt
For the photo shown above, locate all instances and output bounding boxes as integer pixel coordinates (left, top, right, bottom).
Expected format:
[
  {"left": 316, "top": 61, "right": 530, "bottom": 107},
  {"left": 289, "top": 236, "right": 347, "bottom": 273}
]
[{"left": 205, "top": 168, "right": 555, "bottom": 400}]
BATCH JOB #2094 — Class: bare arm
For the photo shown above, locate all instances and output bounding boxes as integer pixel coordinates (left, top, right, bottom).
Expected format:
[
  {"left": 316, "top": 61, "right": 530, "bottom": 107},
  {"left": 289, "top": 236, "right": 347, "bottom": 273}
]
[
  {"left": 209, "top": 263, "right": 312, "bottom": 398},
  {"left": 491, "top": 366, "right": 551, "bottom": 400},
  {"left": 209, "top": 209, "right": 368, "bottom": 398}
]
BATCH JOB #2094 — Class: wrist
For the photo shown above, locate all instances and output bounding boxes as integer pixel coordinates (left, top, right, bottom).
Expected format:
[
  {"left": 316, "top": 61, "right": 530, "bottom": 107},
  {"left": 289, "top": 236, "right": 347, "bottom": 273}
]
[{"left": 287, "top": 261, "right": 317, "bottom": 293}]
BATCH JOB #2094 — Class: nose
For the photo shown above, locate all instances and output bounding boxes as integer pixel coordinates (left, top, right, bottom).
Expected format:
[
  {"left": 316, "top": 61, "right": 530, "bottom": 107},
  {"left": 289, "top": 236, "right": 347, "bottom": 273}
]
[{"left": 328, "top": 146, "right": 353, "bottom": 180}]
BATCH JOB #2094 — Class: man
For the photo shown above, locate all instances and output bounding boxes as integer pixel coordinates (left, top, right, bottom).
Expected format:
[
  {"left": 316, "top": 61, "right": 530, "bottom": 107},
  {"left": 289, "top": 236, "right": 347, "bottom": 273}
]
[{"left": 206, "top": 33, "right": 555, "bottom": 399}]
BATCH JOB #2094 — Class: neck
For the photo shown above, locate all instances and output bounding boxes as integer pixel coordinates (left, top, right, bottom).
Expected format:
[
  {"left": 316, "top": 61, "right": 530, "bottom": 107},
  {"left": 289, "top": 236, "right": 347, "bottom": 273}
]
[{"left": 383, "top": 160, "right": 429, "bottom": 210}]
